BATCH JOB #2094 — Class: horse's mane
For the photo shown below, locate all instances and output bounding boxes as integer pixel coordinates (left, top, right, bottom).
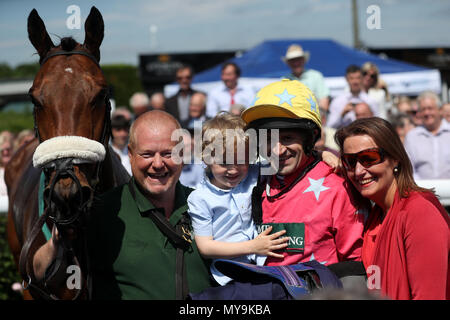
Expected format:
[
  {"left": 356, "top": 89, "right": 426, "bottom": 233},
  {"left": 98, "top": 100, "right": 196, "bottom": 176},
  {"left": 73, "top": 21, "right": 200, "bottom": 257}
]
[{"left": 60, "top": 36, "right": 78, "bottom": 51}]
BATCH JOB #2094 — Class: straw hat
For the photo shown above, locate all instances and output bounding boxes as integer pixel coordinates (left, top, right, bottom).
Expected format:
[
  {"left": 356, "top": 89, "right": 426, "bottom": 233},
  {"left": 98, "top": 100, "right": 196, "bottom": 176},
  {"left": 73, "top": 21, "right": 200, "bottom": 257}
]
[{"left": 282, "top": 44, "right": 310, "bottom": 62}]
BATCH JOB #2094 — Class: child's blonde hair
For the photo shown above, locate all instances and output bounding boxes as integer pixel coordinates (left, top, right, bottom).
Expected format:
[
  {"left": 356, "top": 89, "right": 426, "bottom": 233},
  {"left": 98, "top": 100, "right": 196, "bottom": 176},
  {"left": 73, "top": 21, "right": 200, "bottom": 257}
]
[{"left": 202, "top": 112, "right": 248, "bottom": 166}]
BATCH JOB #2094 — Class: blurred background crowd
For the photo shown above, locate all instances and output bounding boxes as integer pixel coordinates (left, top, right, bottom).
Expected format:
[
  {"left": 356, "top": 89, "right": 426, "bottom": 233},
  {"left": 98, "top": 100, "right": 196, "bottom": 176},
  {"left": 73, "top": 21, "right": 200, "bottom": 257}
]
[{"left": 2, "top": 51, "right": 450, "bottom": 212}]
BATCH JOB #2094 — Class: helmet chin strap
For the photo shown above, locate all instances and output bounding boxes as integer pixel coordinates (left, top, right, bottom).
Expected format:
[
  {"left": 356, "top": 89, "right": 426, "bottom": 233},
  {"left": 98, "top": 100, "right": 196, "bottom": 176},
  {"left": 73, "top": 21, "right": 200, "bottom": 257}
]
[{"left": 32, "top": 135, "right": 106, "bottom": 168}]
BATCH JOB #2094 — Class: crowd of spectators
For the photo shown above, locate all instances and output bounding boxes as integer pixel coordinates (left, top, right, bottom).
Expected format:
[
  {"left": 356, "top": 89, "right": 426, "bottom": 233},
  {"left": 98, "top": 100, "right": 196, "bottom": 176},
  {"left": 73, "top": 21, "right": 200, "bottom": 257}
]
[
  {"left": 0, "top": 129, "right": 35, "bottom": 213},
  {"left": 104, "top": 44, "right": 450, "bottom": 190},
  {"left": 2, "top": 44, "right": 449, "bottom": 213}
]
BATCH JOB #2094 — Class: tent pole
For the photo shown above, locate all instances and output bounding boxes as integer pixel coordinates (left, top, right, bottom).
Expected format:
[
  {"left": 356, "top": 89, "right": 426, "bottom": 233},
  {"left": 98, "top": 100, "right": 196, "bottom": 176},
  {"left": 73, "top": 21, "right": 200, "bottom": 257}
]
[{"left": 352, "top": 0, "right": 362, "bottom": 49}]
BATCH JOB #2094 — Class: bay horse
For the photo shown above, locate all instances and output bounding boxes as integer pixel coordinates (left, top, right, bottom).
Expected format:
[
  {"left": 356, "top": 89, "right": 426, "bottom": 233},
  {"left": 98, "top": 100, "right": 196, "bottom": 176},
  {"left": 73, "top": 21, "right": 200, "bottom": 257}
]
[{"left": 5, "top": 7, "right": 129, "bottom": 299}]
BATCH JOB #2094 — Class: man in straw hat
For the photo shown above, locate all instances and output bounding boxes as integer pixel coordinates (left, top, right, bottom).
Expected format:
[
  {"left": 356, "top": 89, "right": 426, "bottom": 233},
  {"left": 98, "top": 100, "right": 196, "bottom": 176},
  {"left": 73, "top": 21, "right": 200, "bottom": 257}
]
[
  {"left": 282, "top": 44, "right": 330, "bottom": 112},
  {"left": 241, "top": 79, "right": 364, "bottom": 268}
]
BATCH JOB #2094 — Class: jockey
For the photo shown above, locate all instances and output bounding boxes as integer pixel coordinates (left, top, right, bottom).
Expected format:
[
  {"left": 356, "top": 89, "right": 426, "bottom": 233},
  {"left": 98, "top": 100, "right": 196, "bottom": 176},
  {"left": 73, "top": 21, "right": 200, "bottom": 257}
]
[{"left": 241, "top": 79, "right": 366, "bottom": 266}]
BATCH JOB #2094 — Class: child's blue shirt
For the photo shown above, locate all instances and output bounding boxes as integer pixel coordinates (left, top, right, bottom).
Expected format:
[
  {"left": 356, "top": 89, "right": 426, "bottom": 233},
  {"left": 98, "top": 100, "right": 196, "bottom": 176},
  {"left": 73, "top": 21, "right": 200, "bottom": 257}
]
[{"left": 187, "top": 164, "right": 266, "bottom": 285}]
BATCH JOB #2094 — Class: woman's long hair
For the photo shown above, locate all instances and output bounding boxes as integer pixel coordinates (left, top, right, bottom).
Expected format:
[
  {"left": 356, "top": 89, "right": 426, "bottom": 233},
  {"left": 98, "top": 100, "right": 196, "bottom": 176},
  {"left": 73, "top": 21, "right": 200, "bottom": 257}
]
[{"left": 334, "top": 117, "right": 432, "bottom": 198}]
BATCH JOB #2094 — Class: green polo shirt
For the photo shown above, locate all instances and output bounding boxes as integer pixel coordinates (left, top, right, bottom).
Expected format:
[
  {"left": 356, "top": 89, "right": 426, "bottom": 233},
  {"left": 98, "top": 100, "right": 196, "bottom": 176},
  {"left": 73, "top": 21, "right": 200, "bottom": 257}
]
[{"left": 88, "top": 179, "right": 213, "bottom": 300}]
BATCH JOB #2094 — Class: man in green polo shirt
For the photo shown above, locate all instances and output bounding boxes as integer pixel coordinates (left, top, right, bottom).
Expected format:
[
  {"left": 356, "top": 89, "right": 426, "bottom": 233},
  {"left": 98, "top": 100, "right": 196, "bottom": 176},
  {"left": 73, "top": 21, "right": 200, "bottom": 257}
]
[
  {"left": 91, "top": 110, "right": 212, "bottom": 299},
  {"left": 32, "top": 110, "right": 213, "bottom": 299}
]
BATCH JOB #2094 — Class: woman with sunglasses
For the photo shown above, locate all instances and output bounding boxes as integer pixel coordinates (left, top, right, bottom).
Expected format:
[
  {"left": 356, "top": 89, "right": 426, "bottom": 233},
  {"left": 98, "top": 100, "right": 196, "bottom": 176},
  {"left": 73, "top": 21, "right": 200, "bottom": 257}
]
[
  {"left": 361, "top": 62, "right": 391, "bottom": 120},
  {"left": 334, "top": 117, "right": 449, "bottom": 300}
]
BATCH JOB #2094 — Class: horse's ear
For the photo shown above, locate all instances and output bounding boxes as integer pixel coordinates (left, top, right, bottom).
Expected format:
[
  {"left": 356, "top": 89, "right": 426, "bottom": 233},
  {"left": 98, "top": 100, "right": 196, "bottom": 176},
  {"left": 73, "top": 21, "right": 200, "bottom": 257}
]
[
  {"left": 27, "top": 9, "right": 54, "bottom": 59},
  {"left": 84, "top": 6, "right": 104, "bottom": 62}
]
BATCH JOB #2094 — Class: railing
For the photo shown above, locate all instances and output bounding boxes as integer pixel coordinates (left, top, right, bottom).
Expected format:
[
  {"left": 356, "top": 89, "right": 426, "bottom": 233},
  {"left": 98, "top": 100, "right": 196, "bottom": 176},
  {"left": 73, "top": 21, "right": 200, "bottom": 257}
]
[{"left": 416, "top": 179, "right": 450, "bottom": 206}]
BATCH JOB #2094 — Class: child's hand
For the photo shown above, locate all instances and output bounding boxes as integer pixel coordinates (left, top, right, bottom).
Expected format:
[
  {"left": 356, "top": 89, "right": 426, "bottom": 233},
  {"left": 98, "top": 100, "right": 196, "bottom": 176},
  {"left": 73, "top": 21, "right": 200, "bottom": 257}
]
[{"left": 252, "top": 226, "right": 288, "bottom": 258}]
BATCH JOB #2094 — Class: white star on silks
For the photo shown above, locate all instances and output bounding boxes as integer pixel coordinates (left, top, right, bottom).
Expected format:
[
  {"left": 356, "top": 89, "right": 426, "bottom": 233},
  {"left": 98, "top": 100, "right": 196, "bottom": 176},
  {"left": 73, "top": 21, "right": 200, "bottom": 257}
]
[
  {"left": 303, "top": 177, "right": 330, "bottom": 201},
  {"left": 275, "top": 89, "right": 296, "bottom": 107},
  {"left": 309, "top": 253, "right": 327, "bottom": 265}
]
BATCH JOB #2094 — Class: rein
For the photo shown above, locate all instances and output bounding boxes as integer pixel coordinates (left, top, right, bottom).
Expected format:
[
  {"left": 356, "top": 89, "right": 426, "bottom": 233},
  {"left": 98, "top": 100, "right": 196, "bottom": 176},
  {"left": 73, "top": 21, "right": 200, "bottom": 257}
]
[{"left": 20, "top": 48, "right": 111, "bottom": 300}]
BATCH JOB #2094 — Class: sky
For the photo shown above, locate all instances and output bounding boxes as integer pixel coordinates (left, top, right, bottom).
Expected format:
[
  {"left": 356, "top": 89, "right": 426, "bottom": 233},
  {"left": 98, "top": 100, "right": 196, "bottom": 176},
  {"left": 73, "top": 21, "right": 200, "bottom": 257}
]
[{"left": 1, "top": 0, "right": 450, "bottom": 67}]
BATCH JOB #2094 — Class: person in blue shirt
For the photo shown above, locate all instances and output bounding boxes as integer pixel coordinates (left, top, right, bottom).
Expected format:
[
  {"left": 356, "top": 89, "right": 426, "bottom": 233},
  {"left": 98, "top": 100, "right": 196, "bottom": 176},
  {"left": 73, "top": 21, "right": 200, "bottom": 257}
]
[{"left": 187, "top": 112, "right": 288, "bottom": 285}]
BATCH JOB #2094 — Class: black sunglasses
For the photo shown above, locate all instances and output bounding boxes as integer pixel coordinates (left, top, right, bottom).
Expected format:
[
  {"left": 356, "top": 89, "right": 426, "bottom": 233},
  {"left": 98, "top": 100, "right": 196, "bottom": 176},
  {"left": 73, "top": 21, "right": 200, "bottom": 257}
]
[
  {"left": 362, "top": 72, "right": 378, "bottom": 80},
  {"left": 341, "top": 148, "right": 385, "bottom": 170},
  {"left": 176, "top": 75, "right": 192, "bottom": 80}
]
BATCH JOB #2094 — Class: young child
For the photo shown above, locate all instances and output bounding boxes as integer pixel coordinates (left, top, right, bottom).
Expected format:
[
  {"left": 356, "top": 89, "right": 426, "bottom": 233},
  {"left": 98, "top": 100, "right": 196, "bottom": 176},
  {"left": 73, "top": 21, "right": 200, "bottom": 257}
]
[{"left": 187, "top": 112, "right": 288, "bottom": 285}]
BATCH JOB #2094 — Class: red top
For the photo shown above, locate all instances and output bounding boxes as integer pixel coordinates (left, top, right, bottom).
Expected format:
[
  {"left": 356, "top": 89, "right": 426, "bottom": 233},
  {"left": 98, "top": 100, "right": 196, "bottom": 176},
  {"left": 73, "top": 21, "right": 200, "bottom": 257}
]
[
  {"left": 262, "top": 160, "right": 365, "bottom": 266},
  {"left": 362, "top": 190, "right": 450, "bottom": 300}
]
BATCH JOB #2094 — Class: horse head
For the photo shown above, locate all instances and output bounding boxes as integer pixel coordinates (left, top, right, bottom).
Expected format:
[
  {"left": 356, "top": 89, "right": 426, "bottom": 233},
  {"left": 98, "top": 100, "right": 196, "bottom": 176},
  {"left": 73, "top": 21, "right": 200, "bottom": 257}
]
[{"left": 28, "top": 7, "right": 109, "bottom": 230}]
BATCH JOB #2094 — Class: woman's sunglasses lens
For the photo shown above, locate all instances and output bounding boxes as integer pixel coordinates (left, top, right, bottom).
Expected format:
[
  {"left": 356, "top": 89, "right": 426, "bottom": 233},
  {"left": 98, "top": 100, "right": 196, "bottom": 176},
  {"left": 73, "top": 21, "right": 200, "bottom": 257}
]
[
  {"left": 343, "top": 150, "right": 382, "bottom": 169},
  {"left": 359, "top": 151, "right": 382, "bottom": 167},
  {"left": 342, "top": 155, "right": 356, "bottom": 169}
]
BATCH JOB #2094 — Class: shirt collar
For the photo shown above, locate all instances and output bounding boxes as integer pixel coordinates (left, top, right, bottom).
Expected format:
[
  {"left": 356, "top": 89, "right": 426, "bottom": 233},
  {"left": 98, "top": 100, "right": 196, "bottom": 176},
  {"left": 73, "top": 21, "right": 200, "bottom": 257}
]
[
  {"left": 221, "top": 82, "right": 242, "bottom": 93},
  {"left": 269, "top": 155, "right": 315, "bottom": 190},
  {"left": 110, "top": 143, "right": 127, "bottom": 155},
  {"left": 439, "top": 119, "right": 450, "bottom": 132},
  {"left": 203, "top": 172, "right": 231, "bottom": 194},
  {"left": 202, "top": 170, "right": 251, "bottom": 194},
  {"left": 129, "top": 178, "right": 189, "bottom": 224},
  {"left": 417, "top": 119, "right": 450, "bottom": 136}
]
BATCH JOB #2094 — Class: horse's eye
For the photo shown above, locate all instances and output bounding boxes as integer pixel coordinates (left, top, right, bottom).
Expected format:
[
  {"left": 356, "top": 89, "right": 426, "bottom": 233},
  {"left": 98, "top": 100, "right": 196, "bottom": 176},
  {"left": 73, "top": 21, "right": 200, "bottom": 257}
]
[
  {"left": 29, "top": 94, "right": 43, "bottom": 109},
  {"left": 91, "top": 89, "right": 107, "bottom": 107}
]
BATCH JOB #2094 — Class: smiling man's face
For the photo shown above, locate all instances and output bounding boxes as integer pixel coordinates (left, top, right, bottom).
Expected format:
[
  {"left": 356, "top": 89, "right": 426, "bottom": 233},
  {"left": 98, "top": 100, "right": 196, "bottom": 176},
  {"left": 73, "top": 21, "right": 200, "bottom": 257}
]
[
  {"left": 128, "top": 113, "right": 183, "bottom": 200},
  {"left": 267, "top": 129, "right": 307, "bottom": 176}
]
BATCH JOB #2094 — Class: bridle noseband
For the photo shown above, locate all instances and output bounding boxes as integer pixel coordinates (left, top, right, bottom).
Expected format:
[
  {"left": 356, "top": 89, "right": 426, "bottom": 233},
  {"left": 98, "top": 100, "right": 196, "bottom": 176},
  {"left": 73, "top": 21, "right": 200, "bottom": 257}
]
[{"left": 43, "top": 158, "right": 89, "bottom": 227}]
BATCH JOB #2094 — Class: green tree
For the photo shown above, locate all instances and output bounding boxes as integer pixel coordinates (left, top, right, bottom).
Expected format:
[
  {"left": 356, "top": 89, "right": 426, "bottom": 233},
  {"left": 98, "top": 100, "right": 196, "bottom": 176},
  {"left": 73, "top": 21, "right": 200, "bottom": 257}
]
[
  {"left": 0, "top": 62, "right": 39, "bottom": 80},
  {"left": 0, "top": 63, "right": 14, "bottom": 79},
  {"left": 0, "top": 63, "right": 144, "bottom": 132},
  {"left": 0, "top": 111, "right": 34, "bottom": 133},
  {"left": 102, "top": 64, "right": 143, "bottom": 108},
  {"left": 13, "top": 63, "right": 40, "bottom": 78}
]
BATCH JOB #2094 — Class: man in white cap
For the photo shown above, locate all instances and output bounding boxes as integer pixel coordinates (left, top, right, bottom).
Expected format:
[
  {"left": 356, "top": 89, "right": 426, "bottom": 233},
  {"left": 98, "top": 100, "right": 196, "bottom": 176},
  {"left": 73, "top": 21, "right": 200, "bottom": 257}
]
[{"left": 282, "top": 44, "right": 330, "bottom": 112}]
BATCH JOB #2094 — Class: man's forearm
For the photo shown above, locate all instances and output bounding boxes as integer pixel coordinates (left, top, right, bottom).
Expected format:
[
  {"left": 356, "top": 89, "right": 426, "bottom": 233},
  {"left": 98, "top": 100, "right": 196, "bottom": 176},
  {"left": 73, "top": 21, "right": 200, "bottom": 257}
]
[{"left": 32, "top": 238, "right": 58, "bottom": 281}]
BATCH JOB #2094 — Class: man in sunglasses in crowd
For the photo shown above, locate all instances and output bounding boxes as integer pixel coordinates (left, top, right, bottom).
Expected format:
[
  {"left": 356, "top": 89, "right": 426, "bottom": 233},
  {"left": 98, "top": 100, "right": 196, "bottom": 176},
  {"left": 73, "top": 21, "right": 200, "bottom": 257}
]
[
  {"left": 166, "top": 64, "right": 203, "bottom": 124},
  {"left": 327, "top": 65, "right": 379, "bottom": 129},
  {"left": 242, "top": 79, "right": 366, "bottom": 270}
]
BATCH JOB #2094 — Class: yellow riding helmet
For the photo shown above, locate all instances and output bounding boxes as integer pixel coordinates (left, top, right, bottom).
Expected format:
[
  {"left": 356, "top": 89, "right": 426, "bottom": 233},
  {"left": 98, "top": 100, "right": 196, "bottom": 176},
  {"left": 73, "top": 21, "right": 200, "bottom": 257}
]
[{"left": 242, "top": 79, "right": 322, "bottom": 131}]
